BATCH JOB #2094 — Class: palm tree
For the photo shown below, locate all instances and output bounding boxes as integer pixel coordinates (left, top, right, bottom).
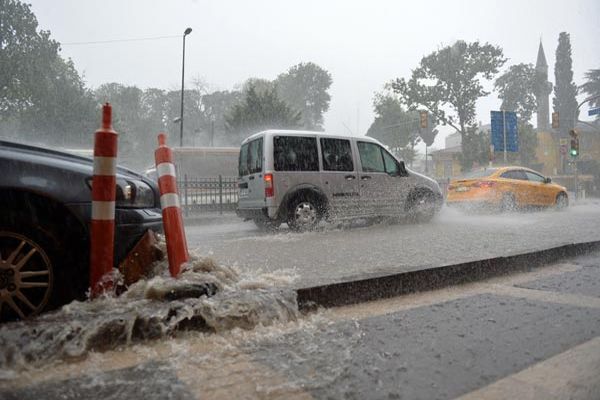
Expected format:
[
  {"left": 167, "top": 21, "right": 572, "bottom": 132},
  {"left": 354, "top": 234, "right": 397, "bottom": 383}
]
[{"left": 581, "top": 69, "right": 600, "bottom": 111}]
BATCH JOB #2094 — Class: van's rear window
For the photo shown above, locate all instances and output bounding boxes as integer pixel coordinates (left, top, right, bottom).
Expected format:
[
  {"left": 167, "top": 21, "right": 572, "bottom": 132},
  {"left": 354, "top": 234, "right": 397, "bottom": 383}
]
[
  {"left": 274, "top": 136, "right": 319, "bottom": 172},
  {"left": 238, "top": 137, "right": 263, "bottom": 176}
]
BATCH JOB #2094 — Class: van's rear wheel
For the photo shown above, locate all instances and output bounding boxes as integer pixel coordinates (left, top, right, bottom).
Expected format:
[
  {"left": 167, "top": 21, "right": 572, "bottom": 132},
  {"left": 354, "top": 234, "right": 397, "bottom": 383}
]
[{"left": 287, "top": 196, "right": 321, "bottom": 232}]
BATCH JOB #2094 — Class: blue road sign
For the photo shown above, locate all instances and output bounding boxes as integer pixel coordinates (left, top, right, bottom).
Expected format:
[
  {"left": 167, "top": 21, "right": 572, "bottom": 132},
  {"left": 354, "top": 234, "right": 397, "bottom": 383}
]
[
  {"left": 589, "top": 107, "right": 600, "bottom": 116},
  {"left": 490, "top": 111, "right": 518, "bottom": 152}
]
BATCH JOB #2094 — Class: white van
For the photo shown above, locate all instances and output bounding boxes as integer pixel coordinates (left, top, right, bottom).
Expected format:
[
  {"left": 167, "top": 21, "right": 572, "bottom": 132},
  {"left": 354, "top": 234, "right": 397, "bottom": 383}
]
[{"left": 236, "top": 130, "right": 442, "bottom": 230}]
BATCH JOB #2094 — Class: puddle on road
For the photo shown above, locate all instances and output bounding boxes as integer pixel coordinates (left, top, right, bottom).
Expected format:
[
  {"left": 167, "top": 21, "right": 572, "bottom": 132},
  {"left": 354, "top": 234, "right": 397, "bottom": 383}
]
[{"left": 0, "top": 241, "right": 301, "bottom": 376}]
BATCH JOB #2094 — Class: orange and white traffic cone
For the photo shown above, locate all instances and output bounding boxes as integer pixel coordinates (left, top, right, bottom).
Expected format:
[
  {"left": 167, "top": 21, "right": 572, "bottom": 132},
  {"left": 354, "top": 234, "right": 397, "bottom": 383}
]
[
  {"left": 90, "top": 103, "right": 118, "bottom": 296},
  {"left": 155, "top": 133, "right": 189, "bottom": 277}
]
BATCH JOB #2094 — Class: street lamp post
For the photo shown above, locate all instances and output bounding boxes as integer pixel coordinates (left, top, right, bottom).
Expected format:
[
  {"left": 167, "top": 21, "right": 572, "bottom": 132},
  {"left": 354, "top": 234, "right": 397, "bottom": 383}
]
[{"left": 179, "top": 27, "right": 192, "bottom": 147}]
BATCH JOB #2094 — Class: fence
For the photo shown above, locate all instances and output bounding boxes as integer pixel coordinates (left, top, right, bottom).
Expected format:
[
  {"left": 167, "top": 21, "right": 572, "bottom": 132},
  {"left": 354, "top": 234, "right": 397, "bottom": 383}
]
[{"left": 178, "top": 175, "right": 238, "bottom": 216}]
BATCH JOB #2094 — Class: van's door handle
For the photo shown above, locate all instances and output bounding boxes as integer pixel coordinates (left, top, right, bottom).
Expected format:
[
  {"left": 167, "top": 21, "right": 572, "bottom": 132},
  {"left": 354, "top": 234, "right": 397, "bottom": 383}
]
[
  {"left": 361, "top": 176, "right": 371, "bottom": 180},
  {"left": 345, "top": 175, "right": 356, "bottom": 180},
  {"left": 249, "top": 176, "right": 255, "bottom": 180}
]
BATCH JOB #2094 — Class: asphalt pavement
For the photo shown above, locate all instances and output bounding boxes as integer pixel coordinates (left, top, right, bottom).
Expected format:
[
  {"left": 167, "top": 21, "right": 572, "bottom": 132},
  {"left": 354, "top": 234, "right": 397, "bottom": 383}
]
[
  {"left": 184, "top": 203, "right": 600, "bottom": 289},
  {"left": 3, "top": 252, "right": 600, "bottom": 399}
]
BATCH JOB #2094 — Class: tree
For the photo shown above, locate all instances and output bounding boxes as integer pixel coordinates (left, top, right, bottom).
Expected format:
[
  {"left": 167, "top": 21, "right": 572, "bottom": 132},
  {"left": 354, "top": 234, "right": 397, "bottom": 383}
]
[
  {"left": 553, "top": 32, "right": 578, "bottom": 136},
  {"left": 391, "top": 40, "right": 506, "bottom": 170},
  {"left": 581, "top": 69, "right": 600, "bottom": 113},
  {"left": 199, "top": 90, "right": 242, "bottom": 146},
  {"left": 366, "top": 92, "right": 420, "bottom": 164},
  {"left": 225, "top": 84, "right": 301, "bottom": 145},
  {"left": 459, "top": 126, "right": 490, "bottom": 170},
  {"left": 494, "top": 63, "right": 539, "bottom": 166},
  {"left": 0, "top": 0, "right": 97, "bottom": 146},
  {"left": 495, "top": 63, "right": 538, "bottom": 121},
  {"left": 275, "top": 62, "right": 332, "bottom": 130}
]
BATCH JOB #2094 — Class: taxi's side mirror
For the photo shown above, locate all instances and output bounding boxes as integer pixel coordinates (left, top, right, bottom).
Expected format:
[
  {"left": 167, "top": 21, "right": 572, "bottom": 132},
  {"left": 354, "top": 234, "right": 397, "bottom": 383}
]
[{"left": 544, "top": 177, "right": 552, "bottom": 184}]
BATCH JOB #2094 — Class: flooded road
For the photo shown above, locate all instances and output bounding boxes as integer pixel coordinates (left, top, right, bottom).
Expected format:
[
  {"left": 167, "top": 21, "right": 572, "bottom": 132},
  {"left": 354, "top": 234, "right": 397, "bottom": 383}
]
[
  {"left": 186, "top": 203, "right": 600, "bottom": 288},
  {"left": 2, "top": 252, "right": 600, "bottom": 399}
]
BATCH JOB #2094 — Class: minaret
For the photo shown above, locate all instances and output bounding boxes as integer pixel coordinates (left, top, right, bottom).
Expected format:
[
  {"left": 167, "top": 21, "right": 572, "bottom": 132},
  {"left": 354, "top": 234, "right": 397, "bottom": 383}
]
[{"left": 534, "top": 41, "right": 552, "bottom": 131}]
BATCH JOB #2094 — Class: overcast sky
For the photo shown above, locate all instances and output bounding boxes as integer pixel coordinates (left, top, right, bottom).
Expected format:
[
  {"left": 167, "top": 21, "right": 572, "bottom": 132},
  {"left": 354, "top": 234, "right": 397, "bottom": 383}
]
[{"left": 29, "top": 0, "right": 600, "bottom": 150}]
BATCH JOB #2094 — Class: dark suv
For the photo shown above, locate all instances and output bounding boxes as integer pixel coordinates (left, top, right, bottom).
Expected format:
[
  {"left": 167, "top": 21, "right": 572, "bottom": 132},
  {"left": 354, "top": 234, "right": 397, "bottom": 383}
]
[{"left": 0, "top": 140, "right": 163, "bottom": 321}]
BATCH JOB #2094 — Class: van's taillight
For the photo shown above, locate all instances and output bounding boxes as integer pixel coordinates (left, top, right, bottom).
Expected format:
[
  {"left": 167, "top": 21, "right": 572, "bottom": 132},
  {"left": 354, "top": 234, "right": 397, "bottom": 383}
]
[{"left": 264, "top": 173, "right": 274, "bottom": 197}]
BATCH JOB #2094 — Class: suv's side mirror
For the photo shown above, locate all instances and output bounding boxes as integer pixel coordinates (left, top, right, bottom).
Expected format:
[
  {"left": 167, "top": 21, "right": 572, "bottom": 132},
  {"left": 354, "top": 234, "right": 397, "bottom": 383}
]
[{"left": 544, "top": 177, "right": 552, "bottom": 184}]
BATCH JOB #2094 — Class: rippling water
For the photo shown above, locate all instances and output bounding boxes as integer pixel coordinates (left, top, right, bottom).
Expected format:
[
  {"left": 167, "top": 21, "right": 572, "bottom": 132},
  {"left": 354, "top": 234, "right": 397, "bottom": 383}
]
[{"left": 0, "top": 242, "right": 302, "bottom": 375}]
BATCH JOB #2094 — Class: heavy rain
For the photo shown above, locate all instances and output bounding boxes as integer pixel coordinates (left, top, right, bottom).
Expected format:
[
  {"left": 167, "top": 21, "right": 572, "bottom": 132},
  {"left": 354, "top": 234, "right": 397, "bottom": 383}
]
[{"left": 1, "top": 0, "right": 600, "bottom": 398}]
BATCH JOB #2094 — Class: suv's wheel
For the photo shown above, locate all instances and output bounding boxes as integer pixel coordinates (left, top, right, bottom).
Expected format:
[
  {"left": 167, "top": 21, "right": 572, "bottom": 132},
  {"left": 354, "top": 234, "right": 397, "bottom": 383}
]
[
  {"left": 0, "top": 228, "right": 54, "bottom": 321},
  {"left": 287, "top": 195, "right": 321, "bottom": 232},
  {"left": 555, "top": 192, "right": 568, "bottom": 210},
  {"left": 0, "top": 213, "right": 87, "bottom": 322},
  {"left": 406, "top": 190, "right": 437, "bottom": 223}
]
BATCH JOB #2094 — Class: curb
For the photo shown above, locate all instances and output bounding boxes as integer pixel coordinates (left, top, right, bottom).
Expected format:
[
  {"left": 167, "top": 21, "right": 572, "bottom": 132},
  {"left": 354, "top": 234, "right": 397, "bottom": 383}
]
[{"left": 297, "top": 240, "right": 600, "bottom": 311}]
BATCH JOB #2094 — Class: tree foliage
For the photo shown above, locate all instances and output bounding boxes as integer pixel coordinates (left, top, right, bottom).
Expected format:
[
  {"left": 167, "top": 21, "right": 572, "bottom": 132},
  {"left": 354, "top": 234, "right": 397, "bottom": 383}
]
[
  {"left": 494, "top": 63, "right": 537, "bottom": 121},
  {"left": 392, "top": 41, "right": 505, "bottom": 135},
  {"left": 0, "top": 0, "right": 97, "bottom": 145},
  {"left": 553, "top": 32, "right": 578, "bottom": 135},
  {"left": 459, "top": 126, "right": 490, "bottom": 171},
  {"left": 225, "top": 84, "right": 301, "bottom": 144},
  {"left": 366, "top": 92, "right": 420, "bottom": 163},
  {"left": 494, "top": 63, "right": 539, "bottom": 166},
  {"left": 275, "top": 62, "right": 332, "bottom": 130}
]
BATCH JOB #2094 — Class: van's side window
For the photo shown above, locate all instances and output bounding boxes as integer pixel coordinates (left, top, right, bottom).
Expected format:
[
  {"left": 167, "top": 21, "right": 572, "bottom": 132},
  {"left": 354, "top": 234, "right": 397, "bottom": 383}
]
[
  {"left": 320, "top": 138, "right": 354, "bottom": 171},
  {"left": 238, "top": 137, "right": 263, "bottom": 176},
  {"left": 357, "top": 142, "right": 385, "bottom": 173},
  {"left": 274, "top": 136, "right": 319, "bottom": 171}
]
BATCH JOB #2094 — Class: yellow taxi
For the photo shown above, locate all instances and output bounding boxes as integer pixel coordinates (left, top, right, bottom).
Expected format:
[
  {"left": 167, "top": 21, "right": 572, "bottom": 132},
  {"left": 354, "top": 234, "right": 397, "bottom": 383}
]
[{"left": 446, "top": 166, "right": 568, "bottom": 211}]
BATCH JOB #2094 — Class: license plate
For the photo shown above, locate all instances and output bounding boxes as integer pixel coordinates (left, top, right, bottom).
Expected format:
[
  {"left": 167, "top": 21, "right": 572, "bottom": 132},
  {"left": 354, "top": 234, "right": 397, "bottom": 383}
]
[
  {"left": 456, "top": 186, "right": 469, "bottom": 192},
  {"left": 240, "top": 188, "right": 248, "bottom": 198}
]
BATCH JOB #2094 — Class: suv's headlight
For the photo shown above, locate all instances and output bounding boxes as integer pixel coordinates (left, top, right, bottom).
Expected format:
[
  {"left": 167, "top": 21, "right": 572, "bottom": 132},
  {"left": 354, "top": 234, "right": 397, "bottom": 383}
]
[
  {"left": 86, "top": 178, "right": 156, "bottom": 208},
  {"left": 116, "top": 179, "right": 155, "bottom": 208}
]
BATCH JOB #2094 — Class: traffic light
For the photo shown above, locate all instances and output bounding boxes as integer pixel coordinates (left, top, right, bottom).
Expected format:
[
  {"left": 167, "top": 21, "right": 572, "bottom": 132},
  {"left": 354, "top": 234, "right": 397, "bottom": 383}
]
[
  {"left": 569, "top": 129, "right": 579, "bottom": 157},
  {"left": 419, "top": 111, "right": 428, "bottom": 129},
  {"left": 552, "top": 112, "right": 559, "bottom": 129}
]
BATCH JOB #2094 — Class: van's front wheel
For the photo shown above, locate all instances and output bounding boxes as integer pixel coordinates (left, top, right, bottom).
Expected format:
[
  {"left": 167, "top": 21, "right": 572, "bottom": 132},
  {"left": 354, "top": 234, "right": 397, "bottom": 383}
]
[{"left": 287, "top": 196, "right": 321, "bottom": 232}]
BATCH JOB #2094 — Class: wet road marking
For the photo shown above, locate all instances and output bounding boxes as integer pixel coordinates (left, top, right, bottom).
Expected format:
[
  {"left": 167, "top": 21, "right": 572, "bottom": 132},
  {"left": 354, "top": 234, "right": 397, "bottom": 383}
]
[
  {"left": 486, "top": 284, "right": 600, "bottom": 310},
  {"left": 457, "top": 335, "right": 600, "bottom": 400},
  {"left": 328, "top": 263, "right": 583, "bottom": 322}
]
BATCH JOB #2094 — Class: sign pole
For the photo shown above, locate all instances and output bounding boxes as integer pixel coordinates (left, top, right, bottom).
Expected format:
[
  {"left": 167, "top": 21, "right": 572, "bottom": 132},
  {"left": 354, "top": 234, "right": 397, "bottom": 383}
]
[{"left": 502, "top": 111, "right": 507, "bottom": 164}]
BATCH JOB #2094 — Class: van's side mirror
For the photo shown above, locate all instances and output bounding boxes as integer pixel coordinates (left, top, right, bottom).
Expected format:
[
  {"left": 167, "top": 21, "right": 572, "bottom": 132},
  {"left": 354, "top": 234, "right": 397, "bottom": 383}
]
[{"left": 544, "top": 177, "right": 552, "bottom": 184}]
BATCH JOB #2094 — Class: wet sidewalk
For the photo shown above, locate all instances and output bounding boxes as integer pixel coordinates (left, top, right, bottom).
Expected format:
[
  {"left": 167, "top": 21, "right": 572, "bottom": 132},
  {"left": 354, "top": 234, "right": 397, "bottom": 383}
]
[{"left": 3, "top": 253, "right": 600, "bottom": 399}]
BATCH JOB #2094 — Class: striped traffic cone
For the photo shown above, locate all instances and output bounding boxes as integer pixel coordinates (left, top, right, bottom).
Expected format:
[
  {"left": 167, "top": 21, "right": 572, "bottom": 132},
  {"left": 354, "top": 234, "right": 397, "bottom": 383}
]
[
  {"left": 155, "top": 133, "right": 189, "bottom": 277},
  {"left": 90, "top": 103, "right": 118, "bottom": 296}
]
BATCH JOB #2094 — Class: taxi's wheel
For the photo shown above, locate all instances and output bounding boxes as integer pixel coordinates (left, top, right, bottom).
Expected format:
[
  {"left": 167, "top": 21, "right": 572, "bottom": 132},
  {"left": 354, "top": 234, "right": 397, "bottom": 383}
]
[
  {"left": 500, "top": 193, "right": 516, "bottom": 212},
  {"left": 555, "top": 192, "right": 568, "bottom": 210}
]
